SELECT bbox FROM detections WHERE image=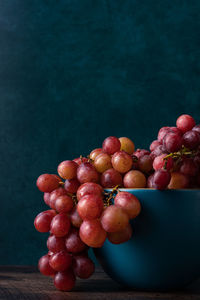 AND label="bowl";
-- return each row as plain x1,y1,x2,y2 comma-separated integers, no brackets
94,189,200,291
